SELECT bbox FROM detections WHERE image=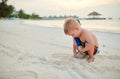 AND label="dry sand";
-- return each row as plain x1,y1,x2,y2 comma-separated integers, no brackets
0,20,120,79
